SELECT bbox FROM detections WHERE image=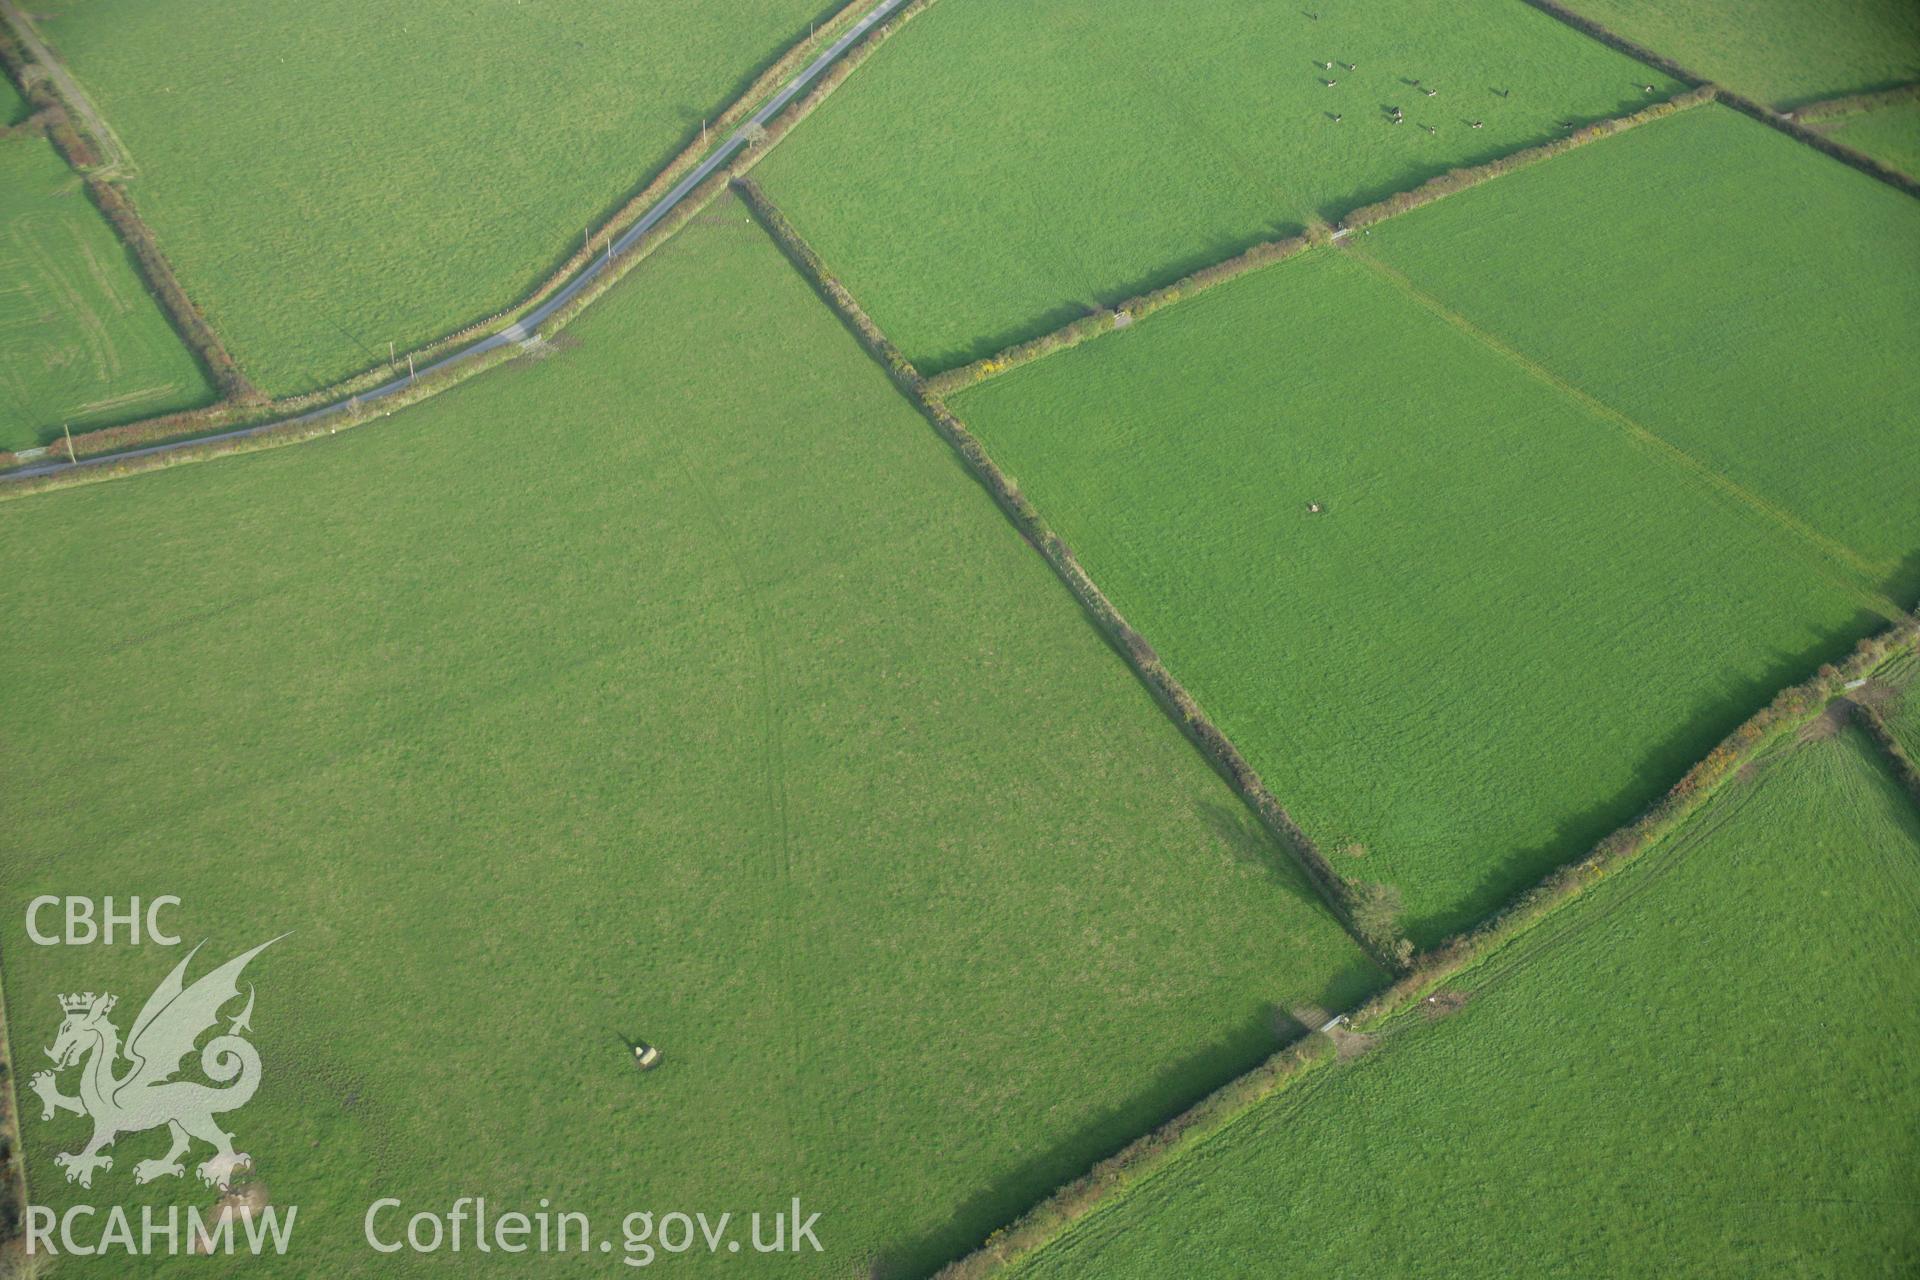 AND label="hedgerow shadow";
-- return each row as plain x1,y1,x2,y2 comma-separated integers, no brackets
863,1005,1295,1279
916,219,1306,375
1412,604,1896,944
